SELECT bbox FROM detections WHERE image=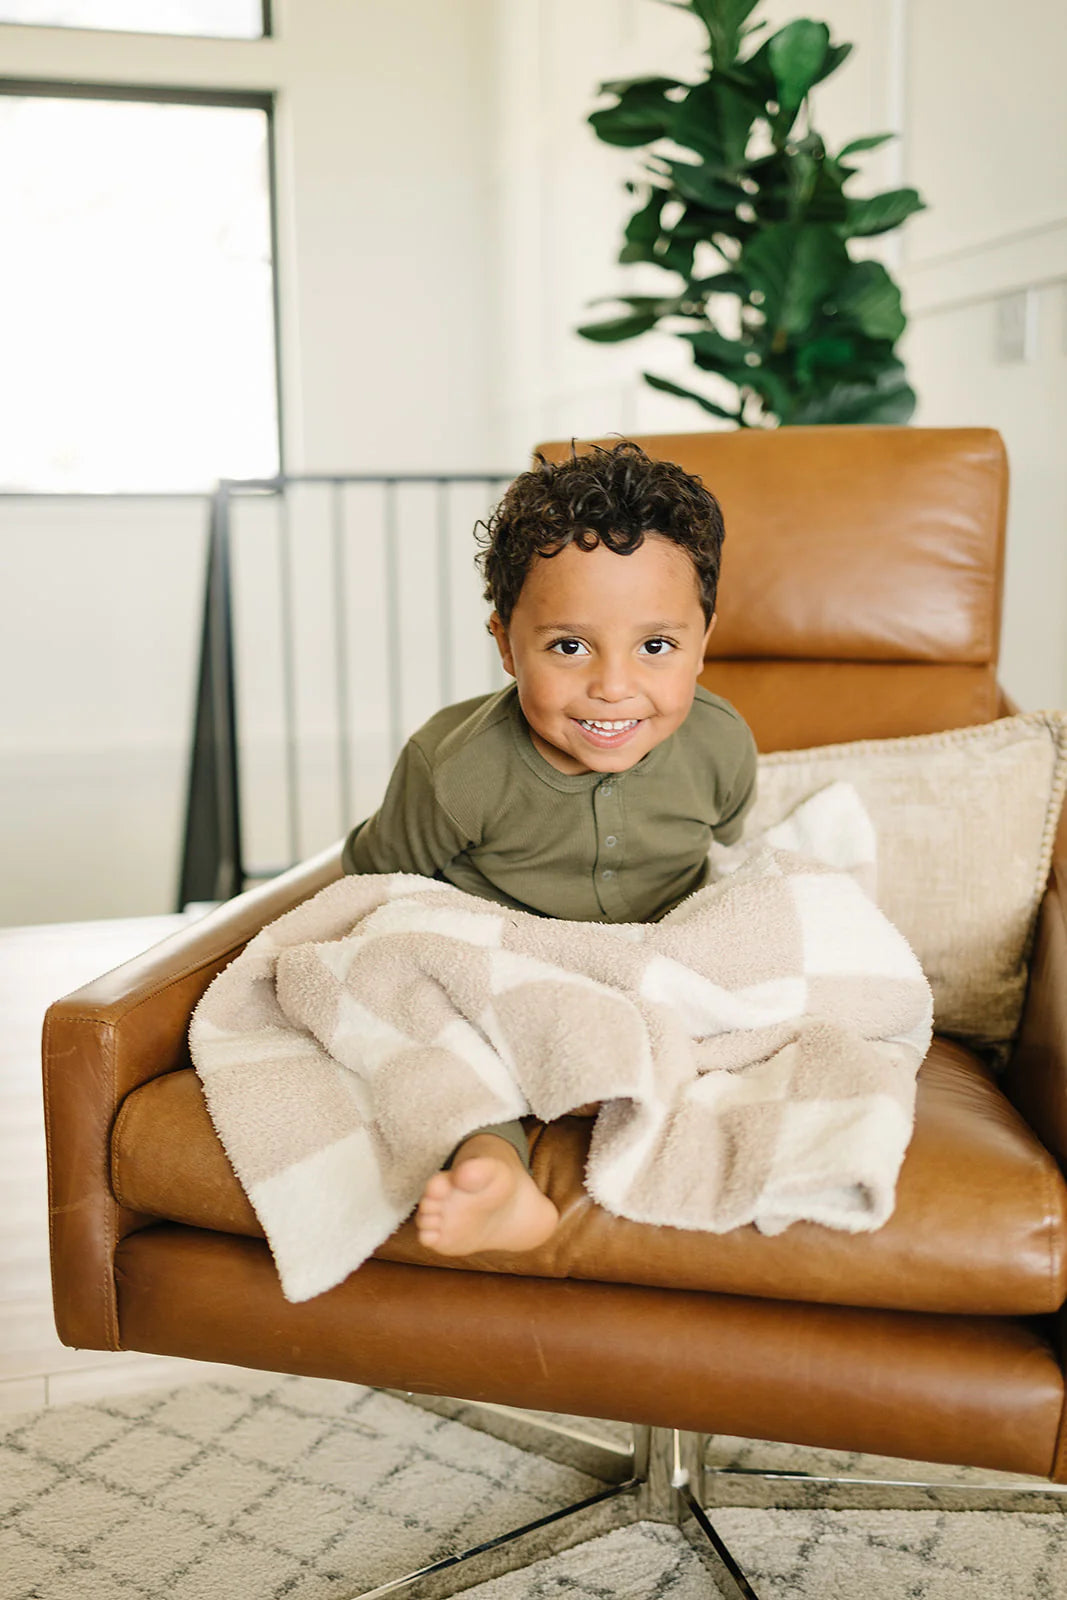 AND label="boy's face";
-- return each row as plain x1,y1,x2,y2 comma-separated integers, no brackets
489,534,716,776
